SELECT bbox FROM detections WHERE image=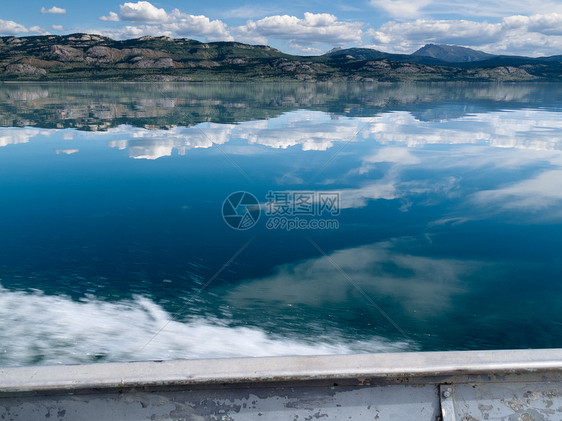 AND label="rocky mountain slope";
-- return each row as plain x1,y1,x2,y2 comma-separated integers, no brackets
0,34,560,81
